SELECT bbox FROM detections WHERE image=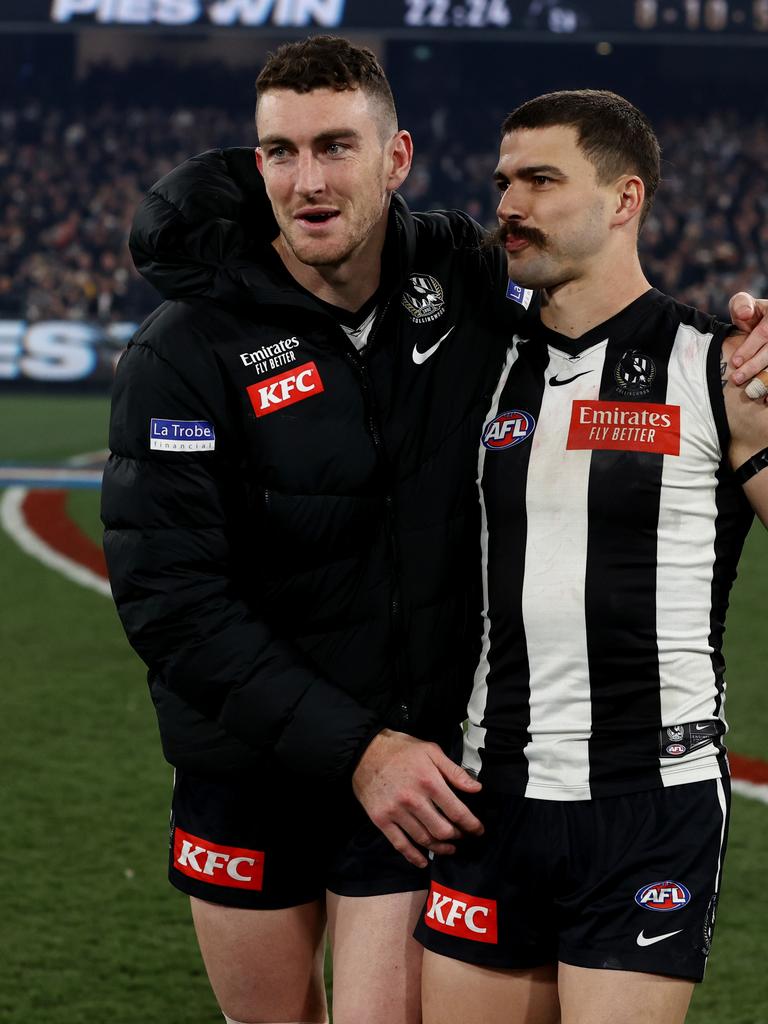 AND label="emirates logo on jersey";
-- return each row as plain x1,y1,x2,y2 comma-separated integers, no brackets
567,401,680,455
